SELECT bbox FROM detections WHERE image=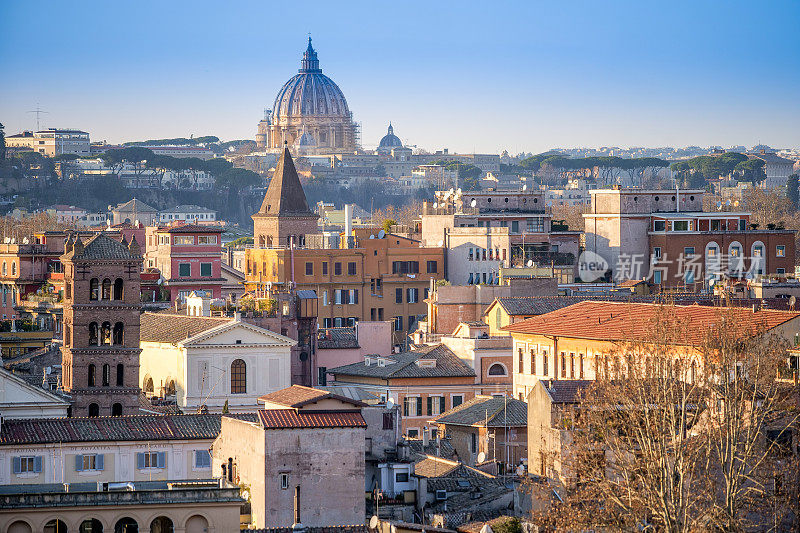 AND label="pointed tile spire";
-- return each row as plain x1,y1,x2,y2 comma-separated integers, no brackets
258,144,314,217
